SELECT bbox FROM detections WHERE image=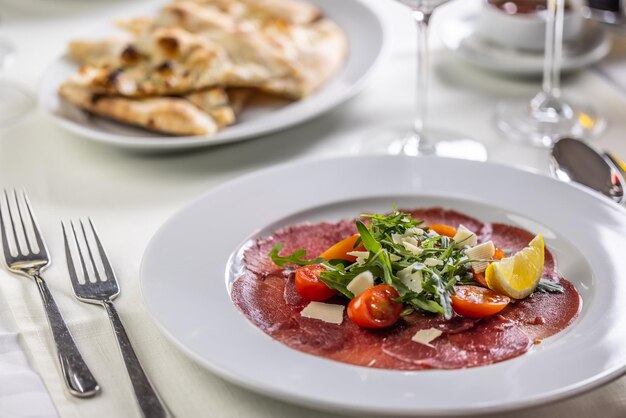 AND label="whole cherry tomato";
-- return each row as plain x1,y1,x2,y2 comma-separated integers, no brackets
347,284,403,329
451,285,510,318
294,264,336,301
